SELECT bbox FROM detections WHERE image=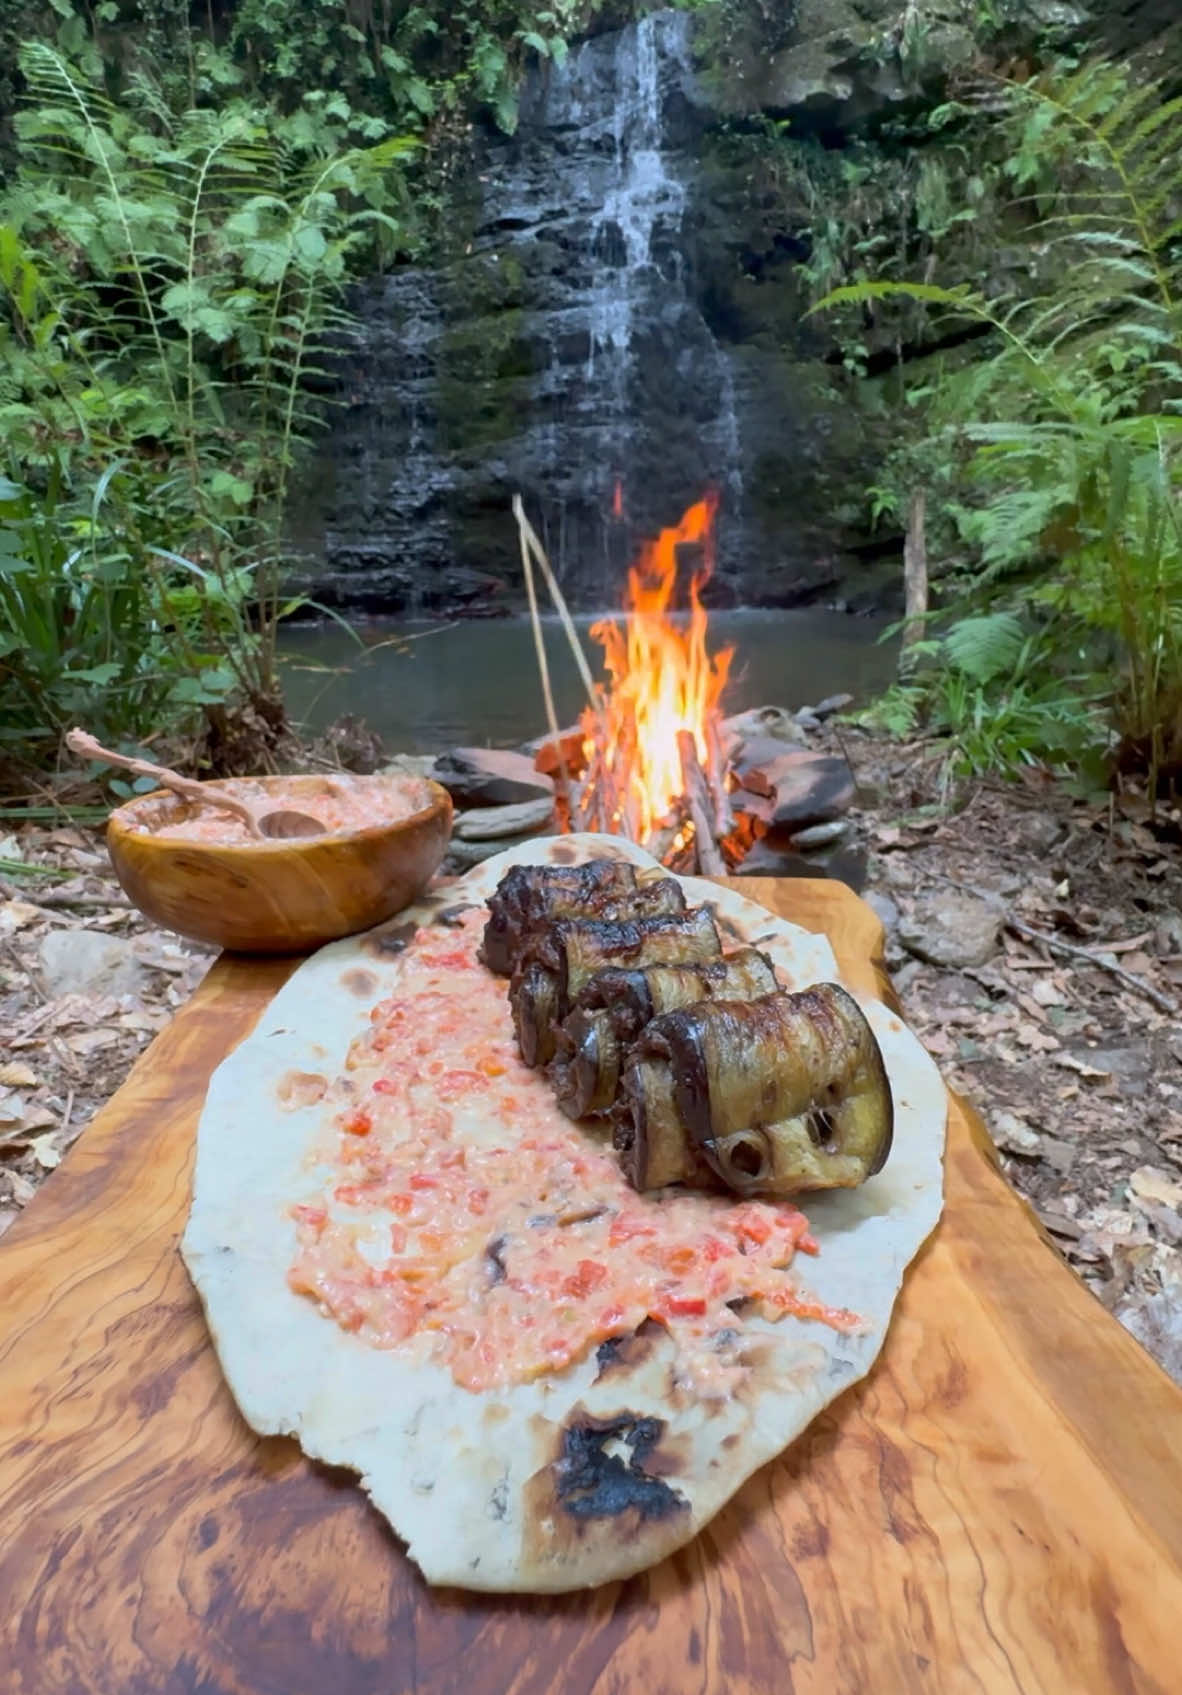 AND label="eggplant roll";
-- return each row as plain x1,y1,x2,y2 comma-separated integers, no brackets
550,948,778,1120
510,906,722,1068
616,984,894,1196
480,861,685,976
